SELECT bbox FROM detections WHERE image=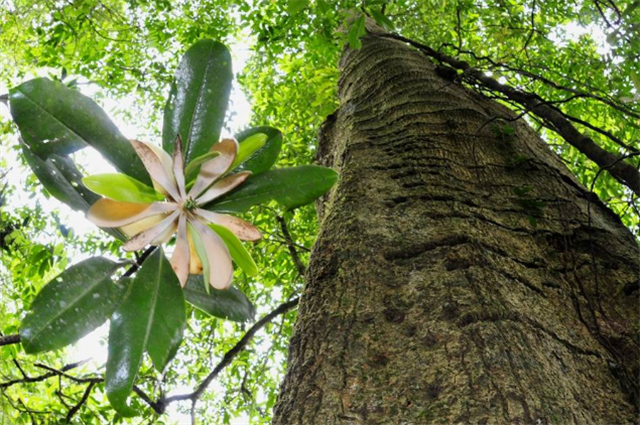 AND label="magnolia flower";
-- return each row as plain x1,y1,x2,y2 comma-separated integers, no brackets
85,137,261,290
